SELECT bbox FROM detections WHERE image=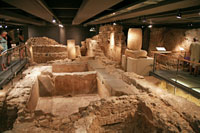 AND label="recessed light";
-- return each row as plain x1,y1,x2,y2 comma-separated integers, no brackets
52,19,56,23
112,13,116,15
59,24,63,28
148,24,152,28
176,11,182,19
